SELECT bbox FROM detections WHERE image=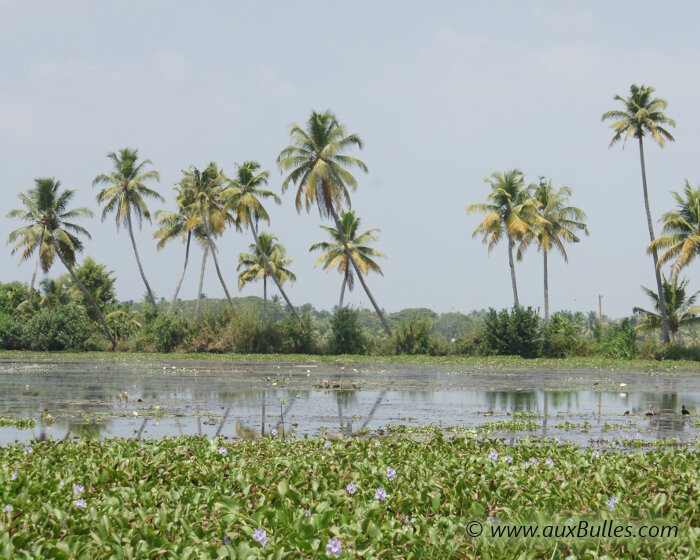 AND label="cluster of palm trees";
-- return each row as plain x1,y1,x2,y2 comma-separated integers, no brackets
469,84,700,341
7,111,392,350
